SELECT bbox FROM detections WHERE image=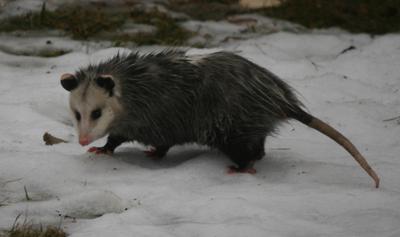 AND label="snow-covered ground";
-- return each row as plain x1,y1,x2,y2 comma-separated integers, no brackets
0,31,400,237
